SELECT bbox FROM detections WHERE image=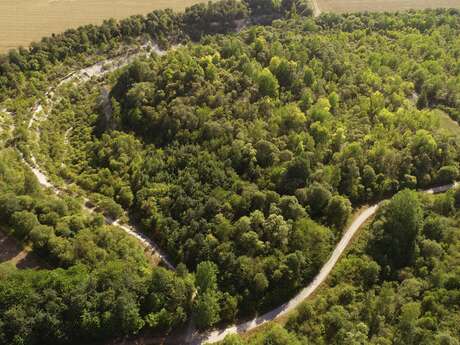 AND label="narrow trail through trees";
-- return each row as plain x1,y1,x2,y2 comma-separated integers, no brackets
23,42,175,270
12,33,460,345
